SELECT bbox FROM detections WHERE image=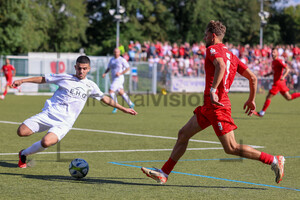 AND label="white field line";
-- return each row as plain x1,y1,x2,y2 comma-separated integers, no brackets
0,146,259,156
0,120,264,149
